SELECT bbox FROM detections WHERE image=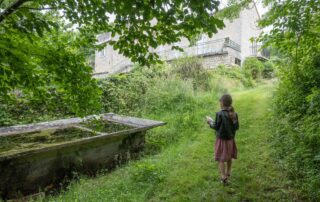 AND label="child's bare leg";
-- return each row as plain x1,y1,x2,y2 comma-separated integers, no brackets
227,159,232,176
218,161,226,179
